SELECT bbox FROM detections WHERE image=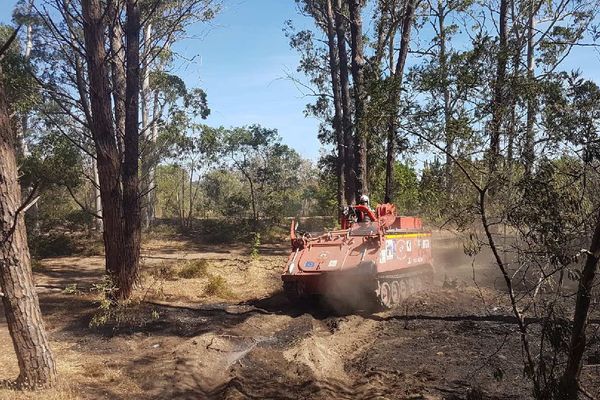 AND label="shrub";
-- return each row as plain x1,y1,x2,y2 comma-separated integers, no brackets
63,283,81,295
30,233,77,258
177,259,210,279
204,275,233,298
